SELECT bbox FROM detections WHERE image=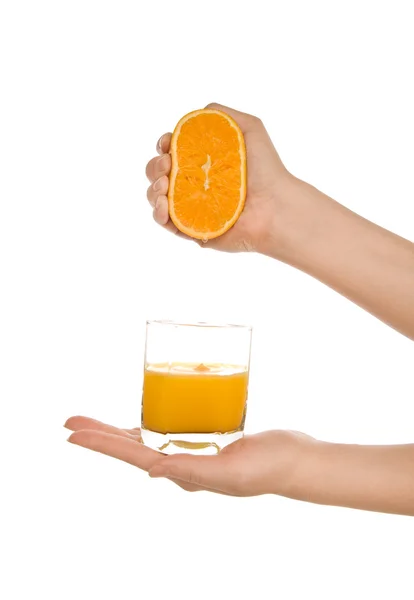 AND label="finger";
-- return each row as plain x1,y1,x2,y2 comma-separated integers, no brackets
150,194,202,243
153,195,169,225
145,153,171,183
64,416,140,440
148,454,234,493
68,430,163,471
155,213,196,243
147,175,169,208
168,478,233,495
156,133,172,155
168,478,205,492
124,427,142,436
63,428,220,493
205,102,260,133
